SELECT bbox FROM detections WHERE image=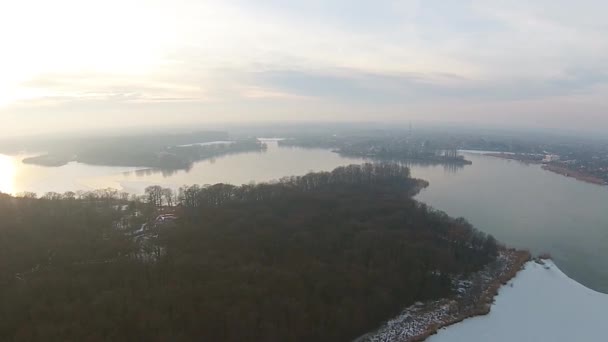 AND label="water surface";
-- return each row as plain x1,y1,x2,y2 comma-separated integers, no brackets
412,153,608,293
0,153,137,194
